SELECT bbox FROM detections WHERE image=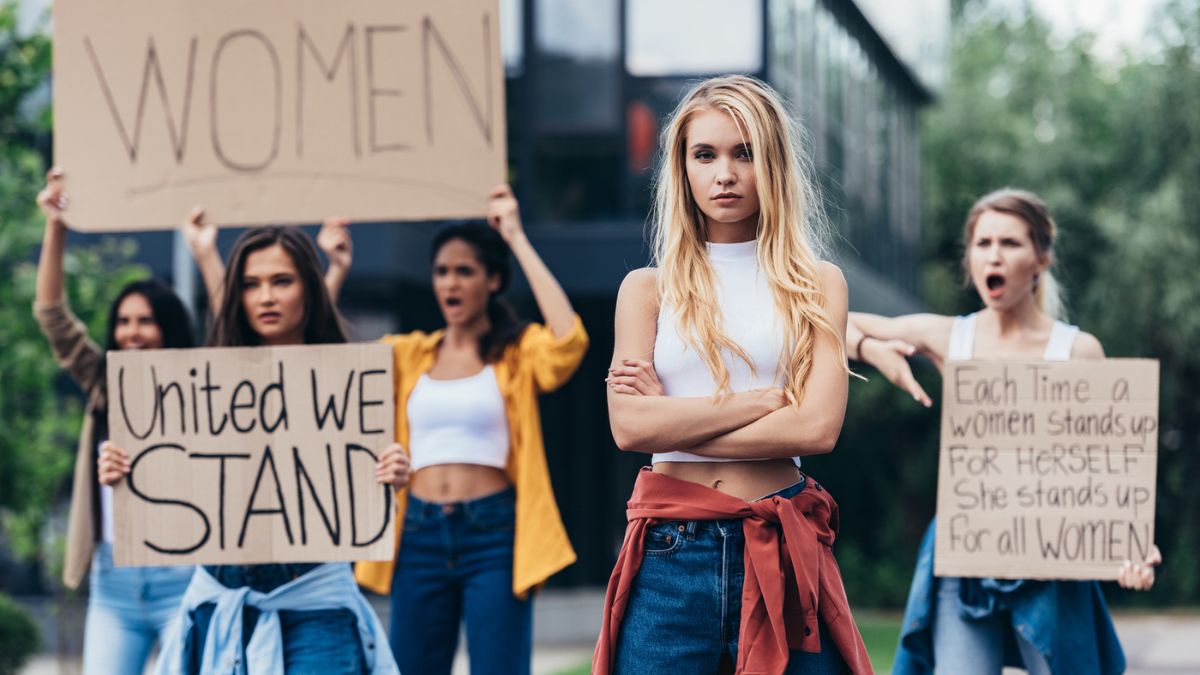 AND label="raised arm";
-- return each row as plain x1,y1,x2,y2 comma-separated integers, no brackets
317,216,352,302
35,168,68,307
606,267,787,454
181,206,225,316
685,263,850,459
486,184,575,338
33,168,103,391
